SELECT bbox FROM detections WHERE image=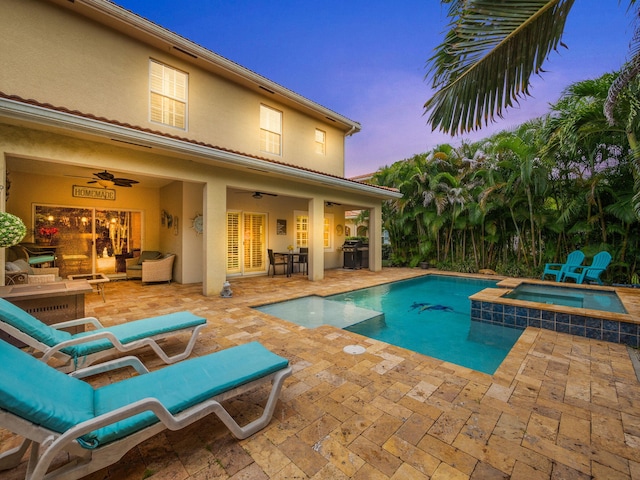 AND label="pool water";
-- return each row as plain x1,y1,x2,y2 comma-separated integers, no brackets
256,275,524,374
503,283,627,313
